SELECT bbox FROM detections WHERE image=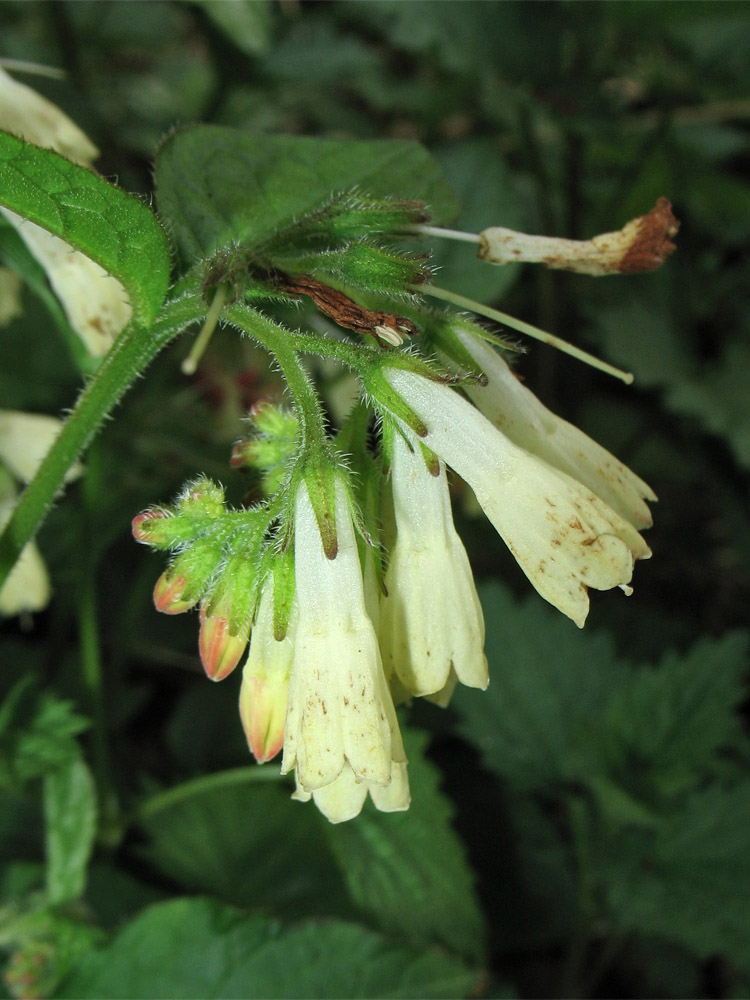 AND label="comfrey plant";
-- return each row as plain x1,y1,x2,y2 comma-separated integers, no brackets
129,187,675,824
0,77,677,823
